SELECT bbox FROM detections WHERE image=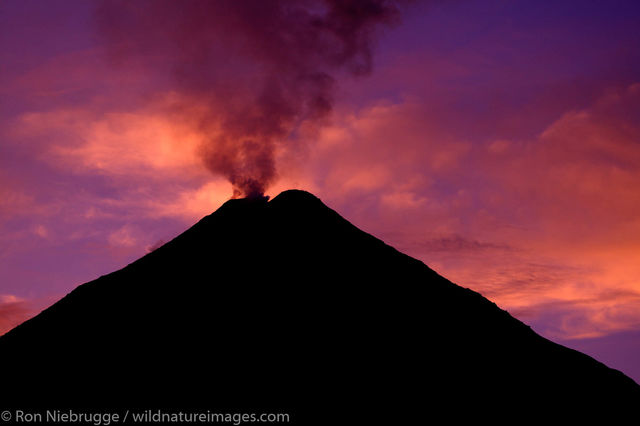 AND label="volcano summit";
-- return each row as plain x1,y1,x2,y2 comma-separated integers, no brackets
0,190,638,422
